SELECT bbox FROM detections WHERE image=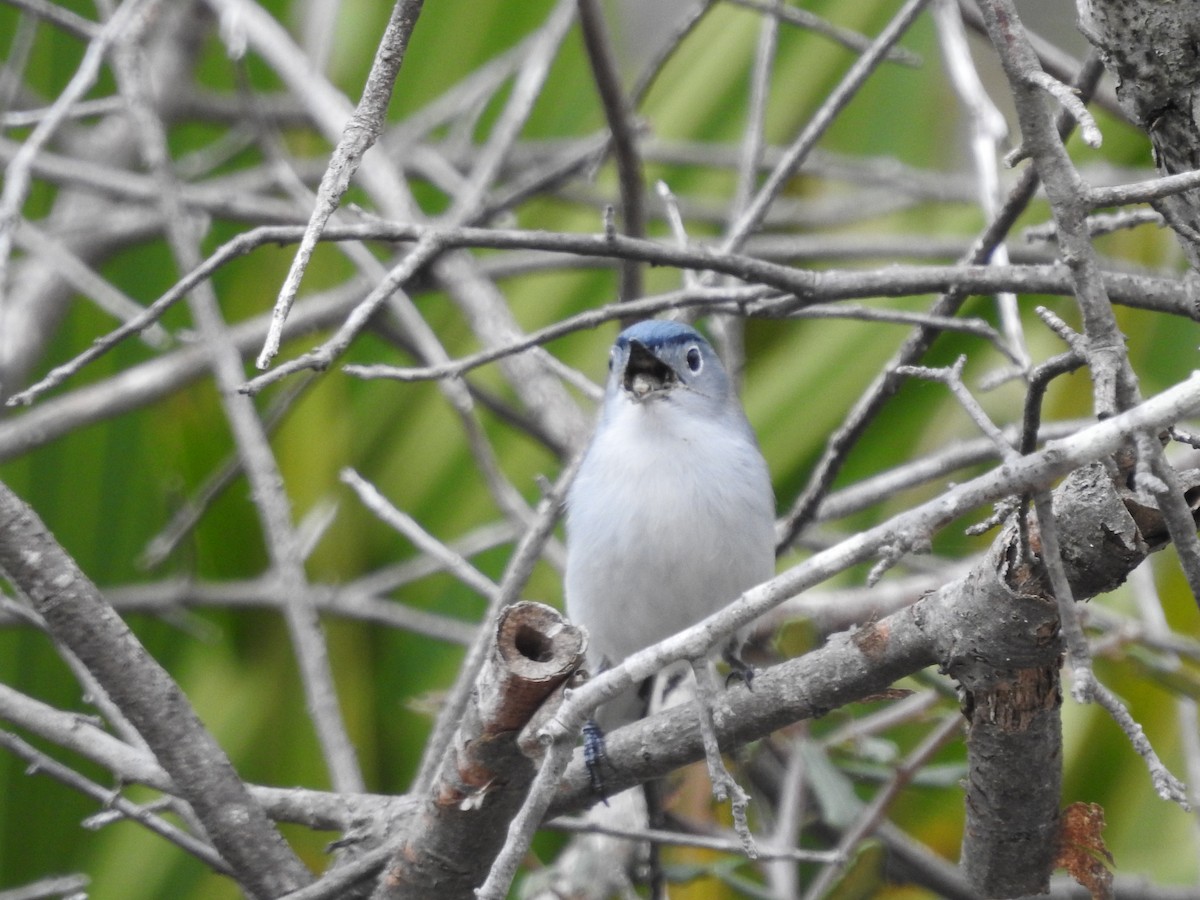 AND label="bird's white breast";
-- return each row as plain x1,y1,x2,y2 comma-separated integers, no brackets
565,395,775,667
